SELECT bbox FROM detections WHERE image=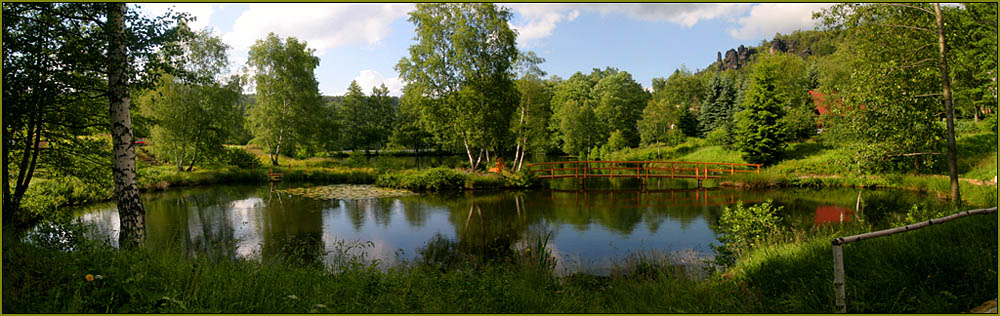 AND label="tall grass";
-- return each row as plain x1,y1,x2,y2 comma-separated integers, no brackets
733,212,997,313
